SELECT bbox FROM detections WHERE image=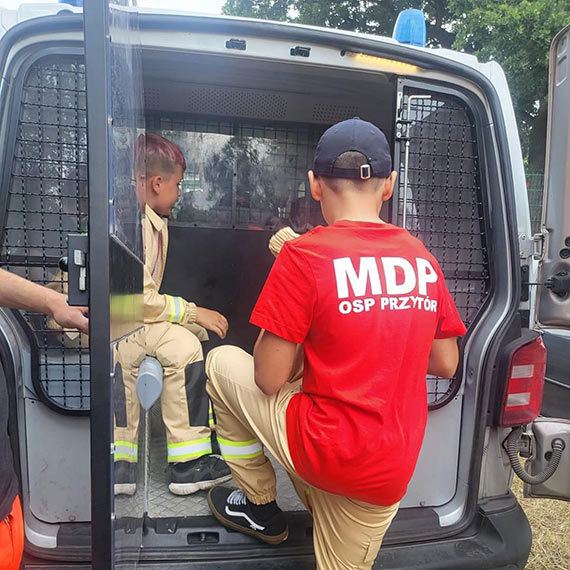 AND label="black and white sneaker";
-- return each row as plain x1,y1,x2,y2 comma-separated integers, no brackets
207,486,288,545
168,454,232,495
114,461,137,496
